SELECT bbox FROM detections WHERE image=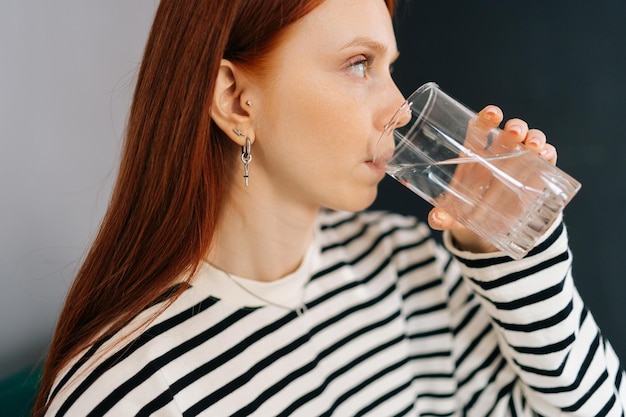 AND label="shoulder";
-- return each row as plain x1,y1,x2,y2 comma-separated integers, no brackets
45,287,209,416
317,209,438,262
319,209,429,239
